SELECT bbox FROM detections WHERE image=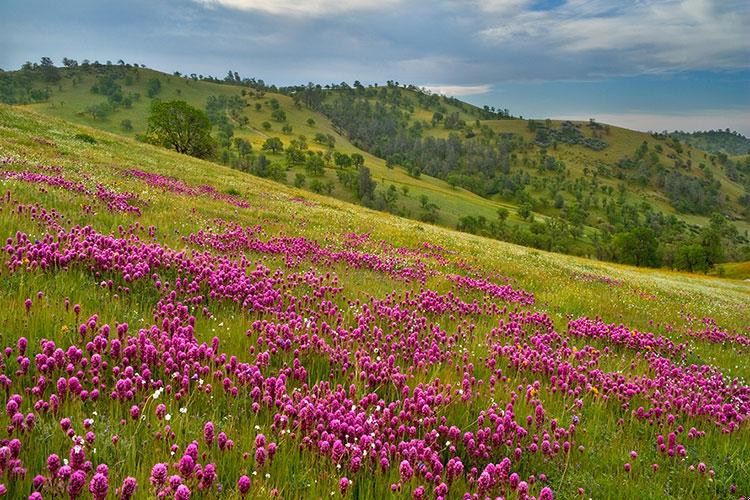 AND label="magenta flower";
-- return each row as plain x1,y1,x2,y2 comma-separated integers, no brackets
179,455,195,478
237,475,251,497
399,460,413,482
339,477,350,495
119,477,137,500
175,484,191,500
150,463,167,486
67,470,86,498
204,421,215,446
89,472,109,500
